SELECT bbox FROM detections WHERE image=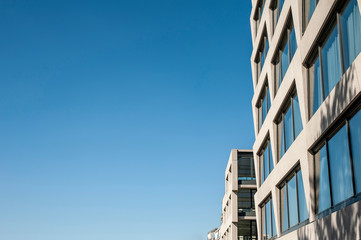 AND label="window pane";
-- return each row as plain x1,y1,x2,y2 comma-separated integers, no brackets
262,96,267,124
264,147,269,180
308,0,317,22
281,41,290,81
266,201,272,238
284,106,293,151
312,57,323,114
271,199,277,237
280,121,285,158
288,175,298,227
290,27,297,60
262,205,266,239
322,25,342,97
318,145,331,213
269,144,274,172
267,88,271,112
297,171,309,222
261,154,265,183
328,125,353,205
293,96,303,139
281,186,289,231
341,0,361,71
277,0,285,20
350,110,361,194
